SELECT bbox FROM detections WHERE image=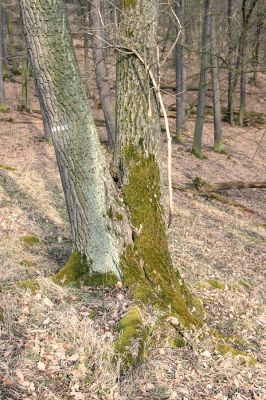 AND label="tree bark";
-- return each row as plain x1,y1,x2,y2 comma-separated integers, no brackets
89,0,116,149
227,0,234,125
210,9,223,151
19,0,130,279
175,0,186,140
114,0,200,329
0,2,6,108
192,0,211,158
